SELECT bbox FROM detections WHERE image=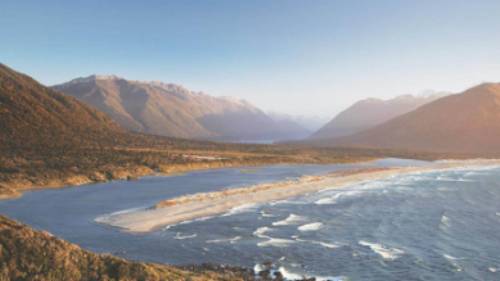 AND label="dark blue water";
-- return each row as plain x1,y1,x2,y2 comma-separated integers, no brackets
1,159,499,280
